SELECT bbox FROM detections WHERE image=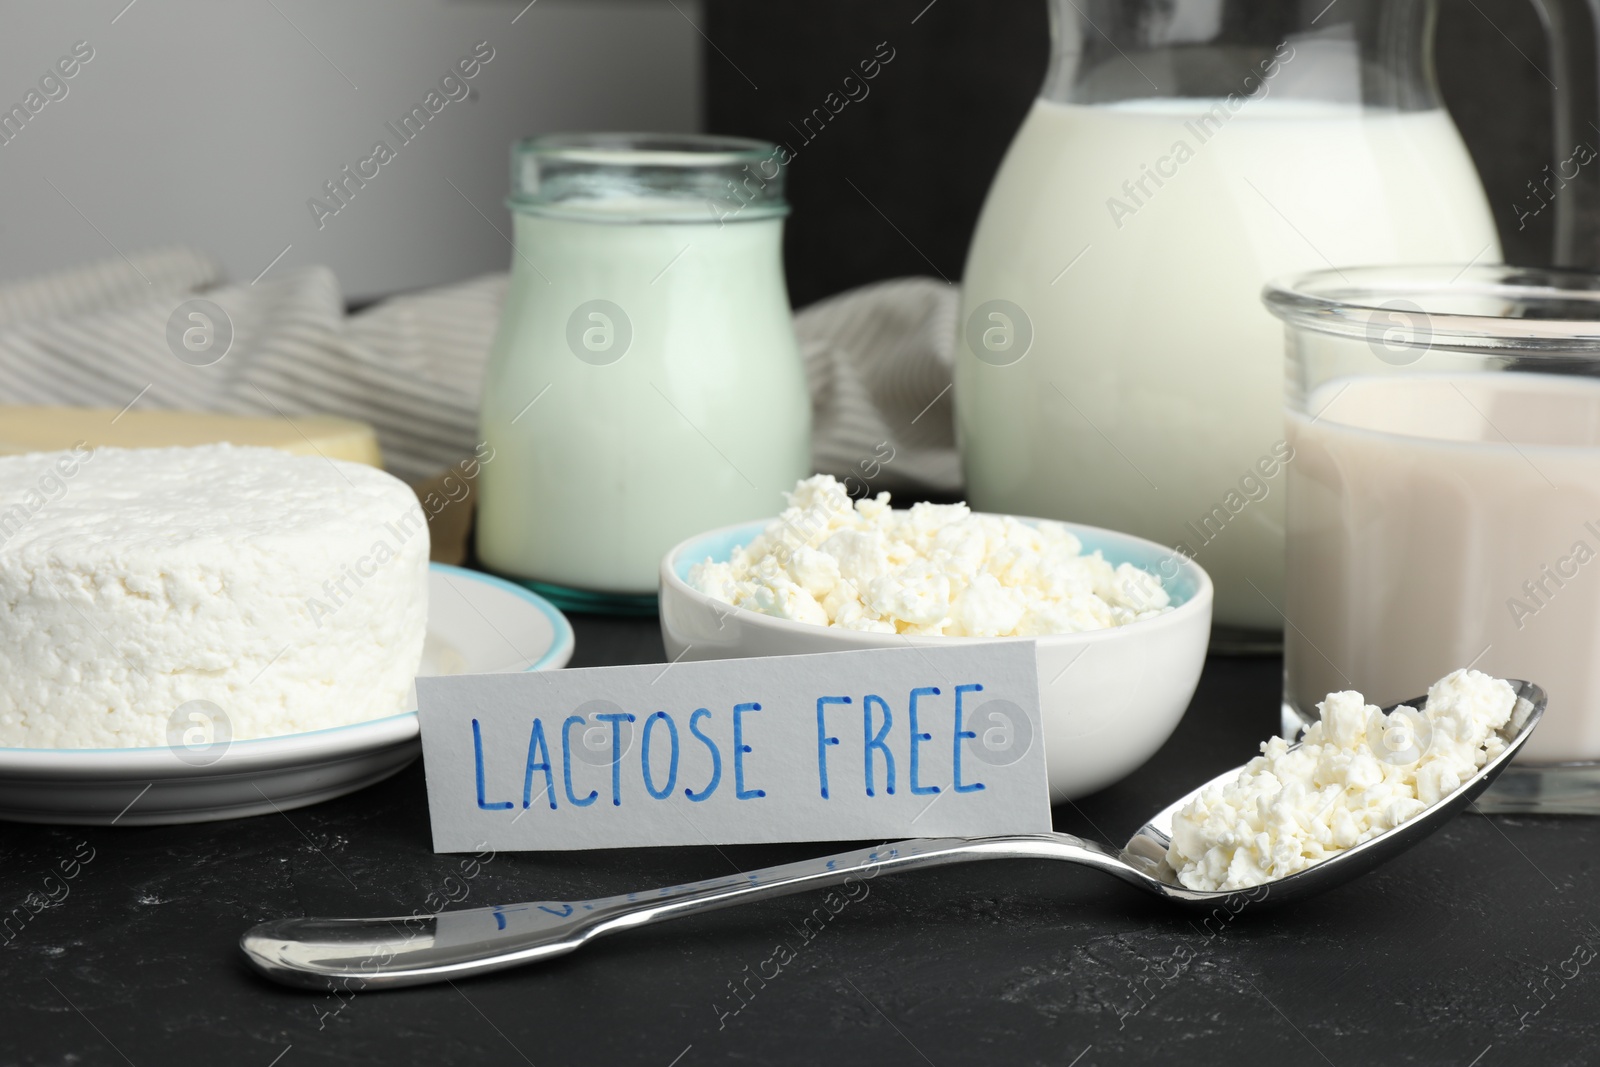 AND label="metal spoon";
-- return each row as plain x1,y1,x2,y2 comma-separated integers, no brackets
241,681,1544,991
